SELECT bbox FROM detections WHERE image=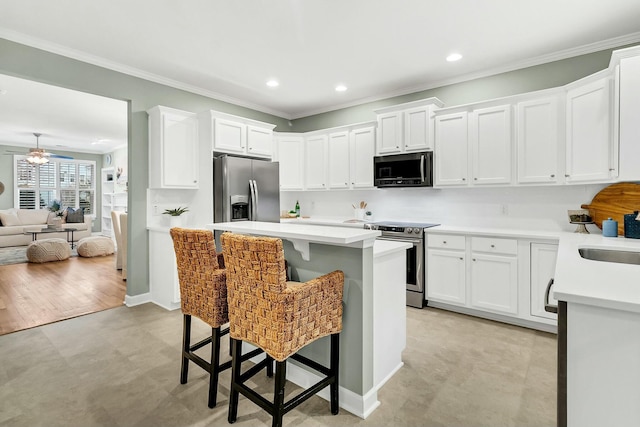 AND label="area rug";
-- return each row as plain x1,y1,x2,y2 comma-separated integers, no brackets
0,246,78,266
